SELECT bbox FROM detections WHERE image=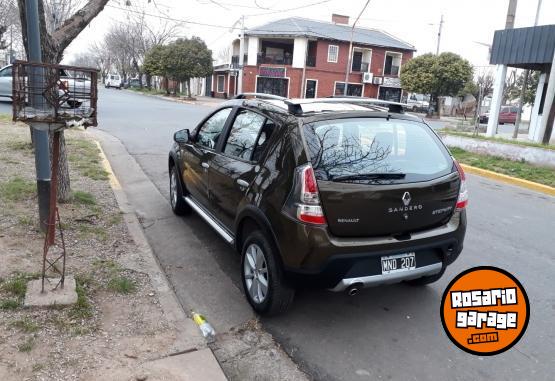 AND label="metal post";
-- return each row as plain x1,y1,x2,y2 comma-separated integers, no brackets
344,0,371,96
436,14,444,55
25,0,51,233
